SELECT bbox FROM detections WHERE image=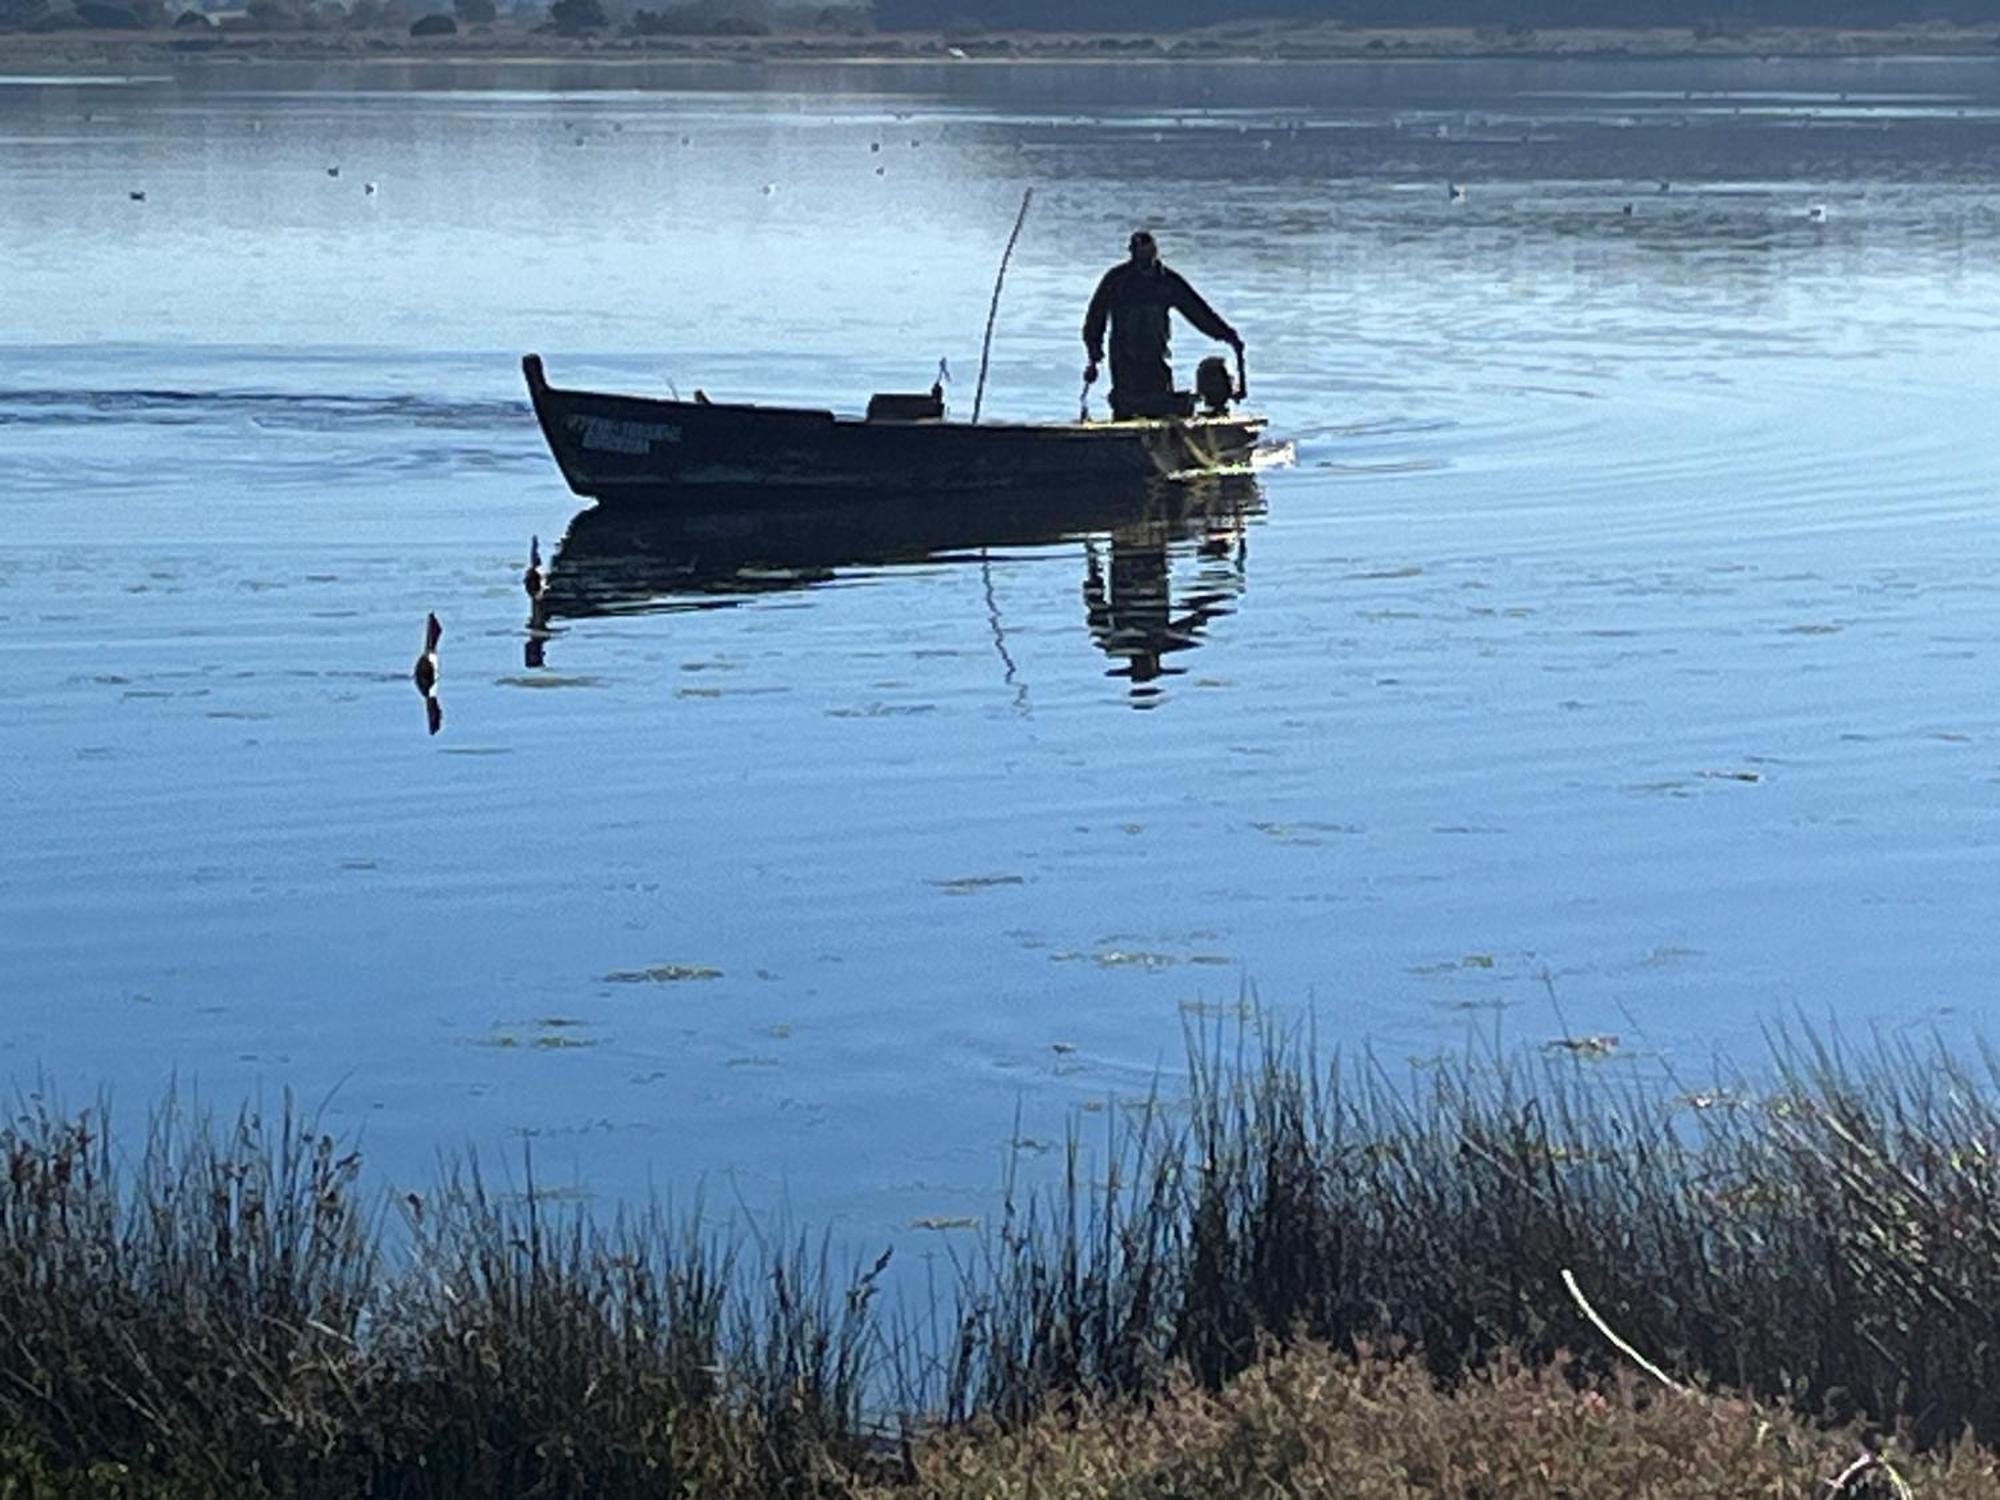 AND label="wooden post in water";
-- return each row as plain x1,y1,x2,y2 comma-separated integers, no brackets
971,188,1033,426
